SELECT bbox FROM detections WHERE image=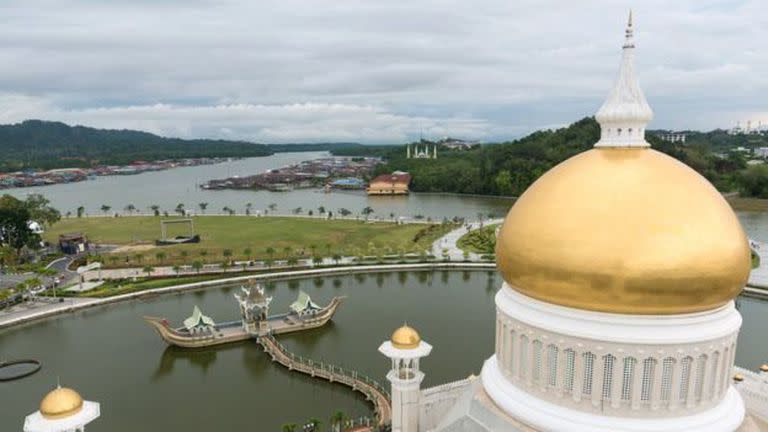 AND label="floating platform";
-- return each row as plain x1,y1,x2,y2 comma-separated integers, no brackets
143,296,344,349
